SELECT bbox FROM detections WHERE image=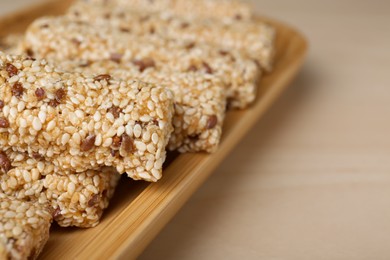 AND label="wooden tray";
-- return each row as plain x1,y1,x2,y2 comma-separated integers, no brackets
0,1,308,259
